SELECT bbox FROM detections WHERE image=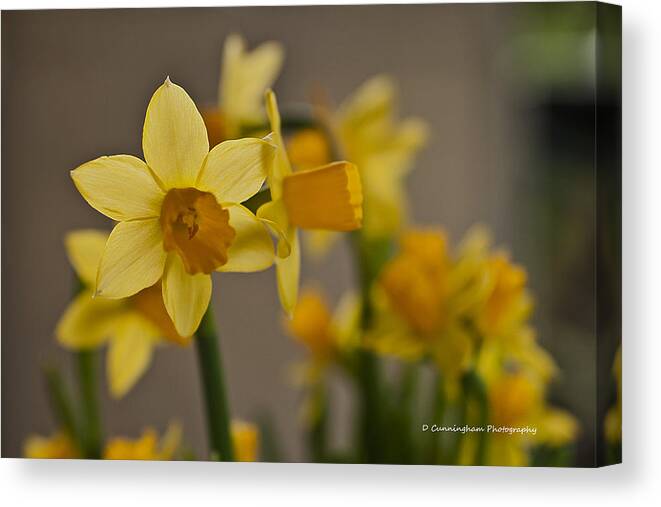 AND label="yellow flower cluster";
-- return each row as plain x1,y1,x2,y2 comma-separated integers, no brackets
24,420,259,462
25,31,583,466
